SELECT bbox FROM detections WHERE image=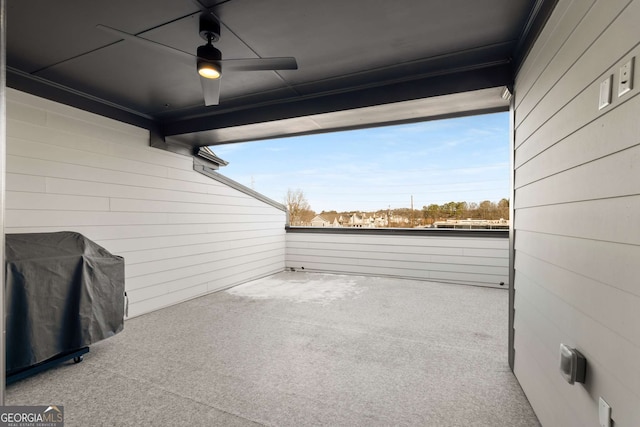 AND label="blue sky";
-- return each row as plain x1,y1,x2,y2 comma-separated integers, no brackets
213,112,510,213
